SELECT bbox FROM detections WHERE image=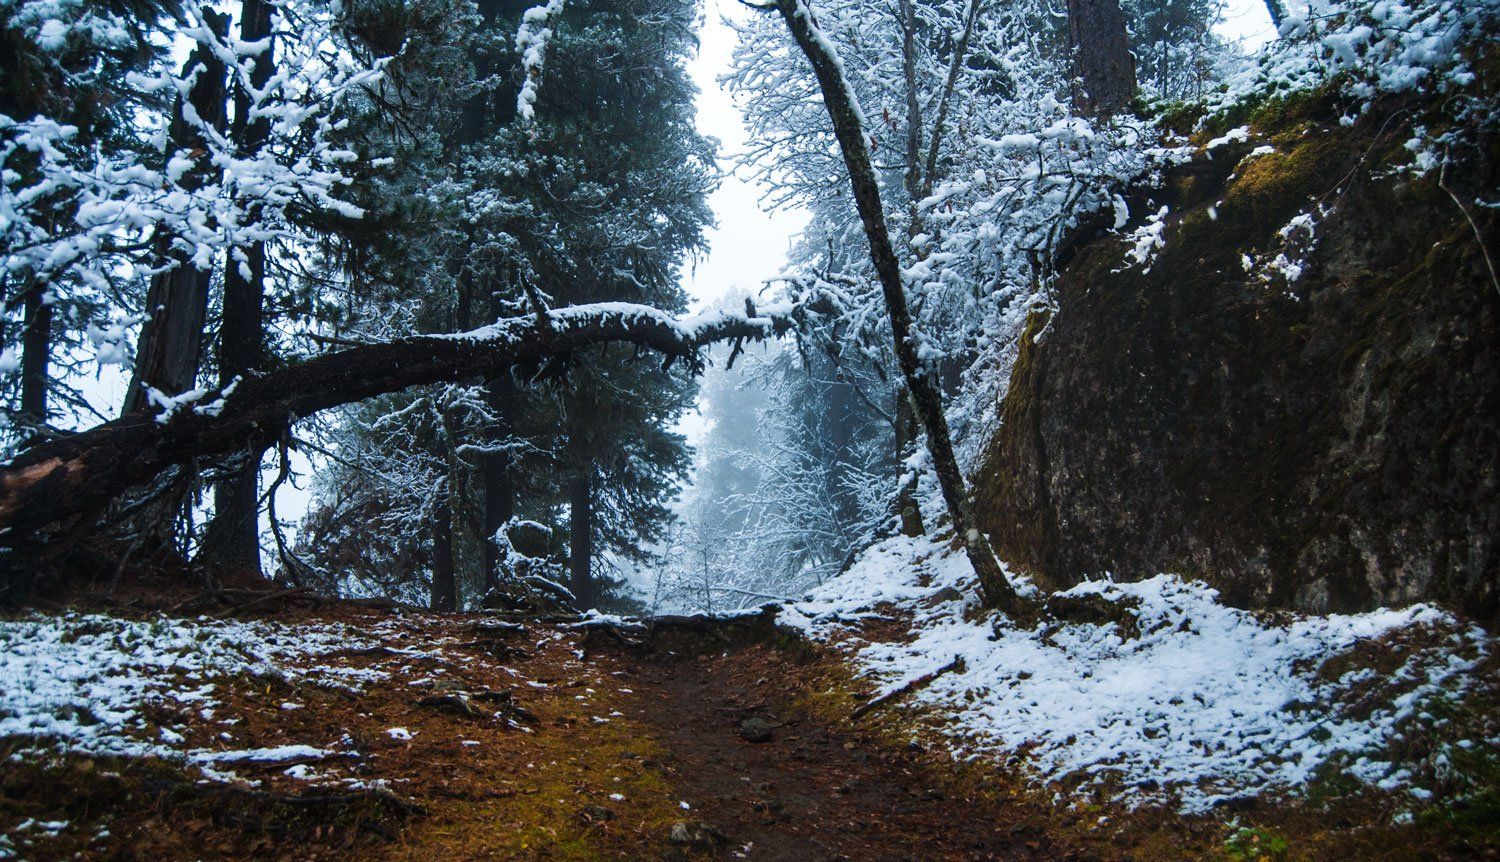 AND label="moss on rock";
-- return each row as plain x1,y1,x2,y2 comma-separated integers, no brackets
975,86,1500,620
